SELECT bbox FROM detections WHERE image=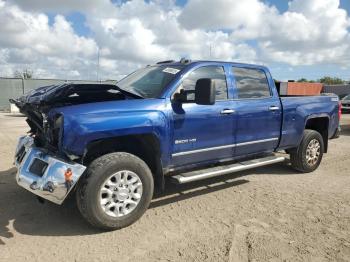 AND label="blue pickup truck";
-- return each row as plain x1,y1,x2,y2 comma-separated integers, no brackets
12,59,341,230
